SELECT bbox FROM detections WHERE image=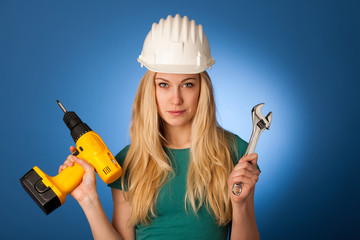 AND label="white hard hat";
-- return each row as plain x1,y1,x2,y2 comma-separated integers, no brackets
137,14,215,74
